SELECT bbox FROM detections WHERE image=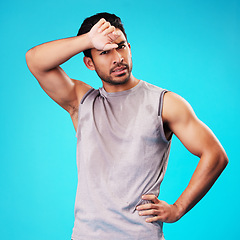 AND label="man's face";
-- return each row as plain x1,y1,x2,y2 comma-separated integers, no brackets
90,30,133,86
